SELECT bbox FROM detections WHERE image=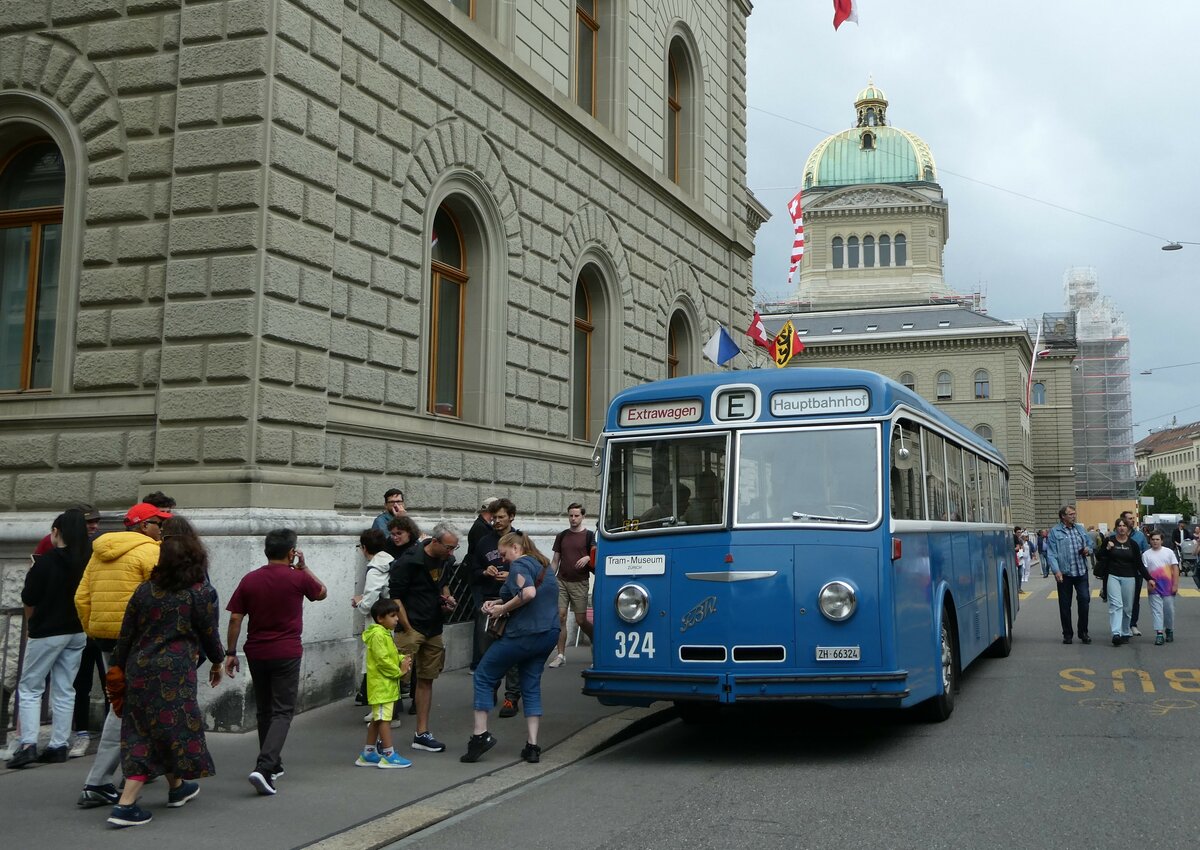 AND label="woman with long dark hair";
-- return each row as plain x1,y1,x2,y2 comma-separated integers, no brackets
1098,518,1152,646
106,516,224,828
6,509,92,769
461,531,559,765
